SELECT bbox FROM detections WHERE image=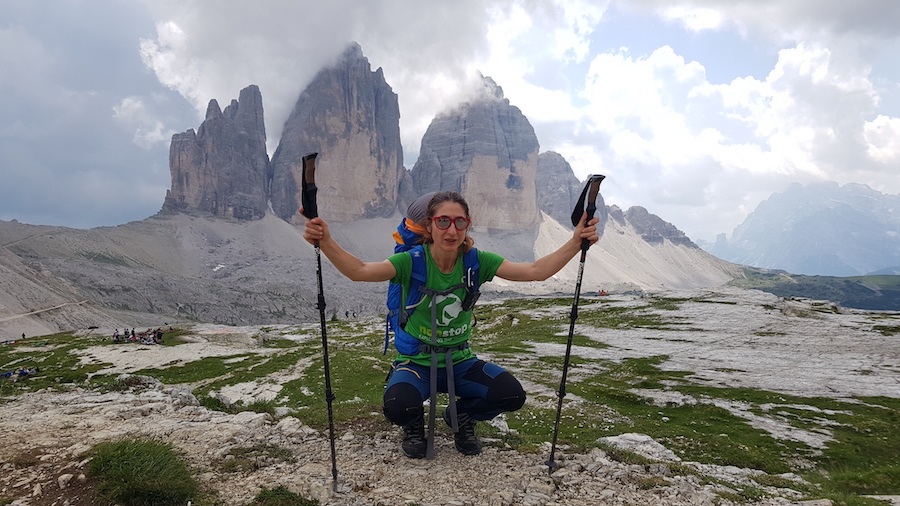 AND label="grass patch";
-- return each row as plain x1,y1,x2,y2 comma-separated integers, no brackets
733,269,900,311
249,486,319,506
215,444,296,473
0,331,112,396
262,338,302,348
280,328,389,431
159,326,193,346
82,252,130,266
576,304,688,330
88,438,197,505
198,395,281,417
873,325,900,336
137,353,265,384
562,362,795,473
98,373,161,393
